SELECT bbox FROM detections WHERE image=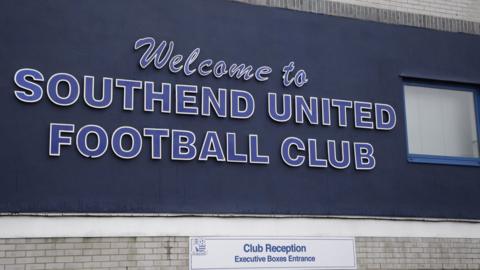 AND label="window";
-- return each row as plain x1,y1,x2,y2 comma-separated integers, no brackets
403,80,480,166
